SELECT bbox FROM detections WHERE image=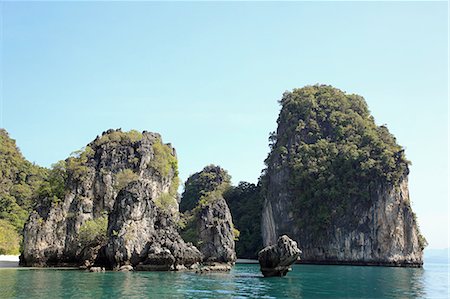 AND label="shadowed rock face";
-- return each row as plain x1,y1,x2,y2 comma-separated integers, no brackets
197,194,236,263
258,235,301,277
106,181,202,270
20,129,197,270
